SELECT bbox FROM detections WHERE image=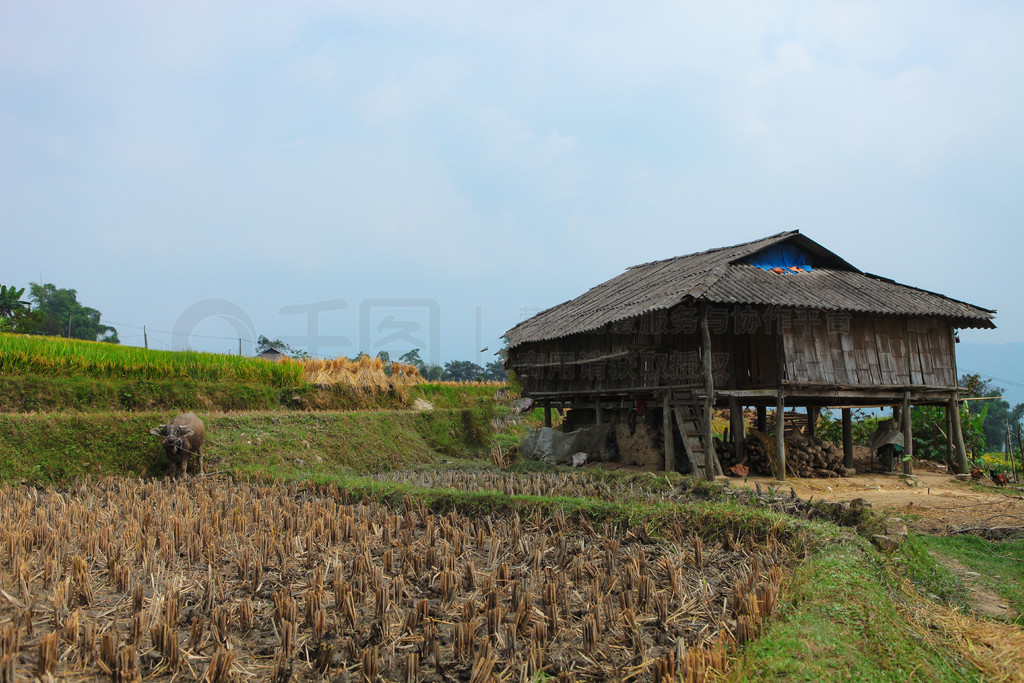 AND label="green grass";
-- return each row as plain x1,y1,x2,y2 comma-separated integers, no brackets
0,374,287,413
0,332,304,386
729,542,982,682
891,533,973,612
0,409,493,482
914,534,1024,623
254,468,810,546
409,383,502,409
0,374,482,414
